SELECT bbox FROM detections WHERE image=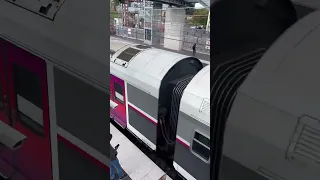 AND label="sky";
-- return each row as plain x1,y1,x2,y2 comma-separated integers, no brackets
195,3,204,9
